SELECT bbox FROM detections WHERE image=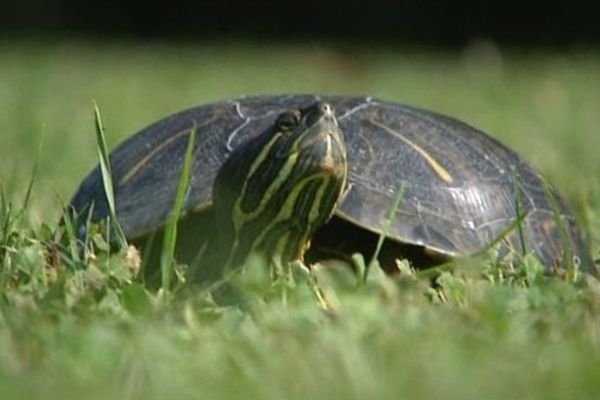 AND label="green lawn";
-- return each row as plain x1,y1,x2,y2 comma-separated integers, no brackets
1,39,600,399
